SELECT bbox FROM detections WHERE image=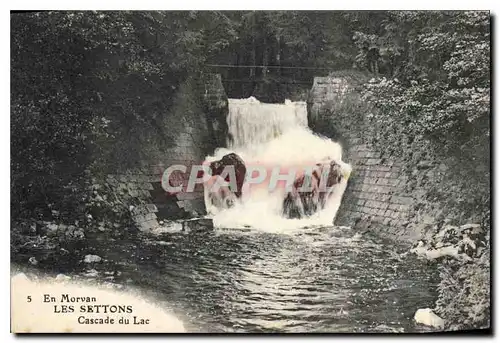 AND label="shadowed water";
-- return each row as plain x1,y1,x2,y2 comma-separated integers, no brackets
17,225,439,333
